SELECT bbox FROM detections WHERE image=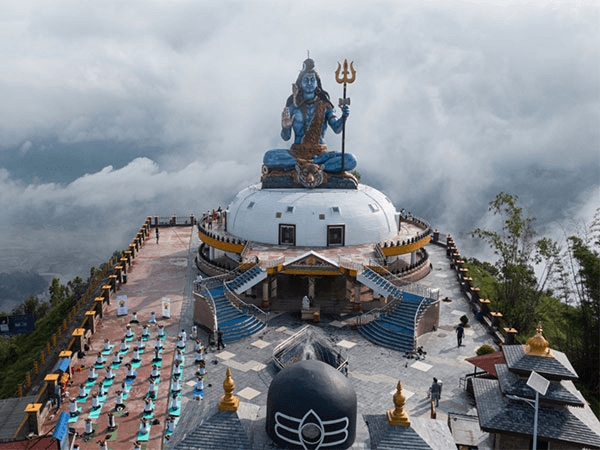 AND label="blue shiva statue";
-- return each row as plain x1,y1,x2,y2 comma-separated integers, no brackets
261,58,358,189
